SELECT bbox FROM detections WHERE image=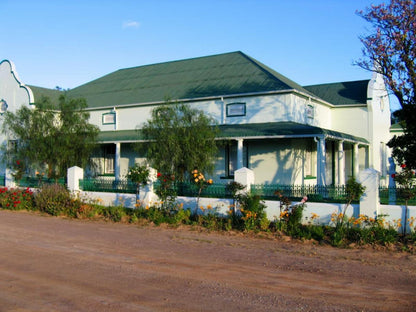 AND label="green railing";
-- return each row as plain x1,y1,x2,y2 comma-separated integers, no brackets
78,178,351,202
80,178,137,193
379,186,416,205
18,176,66,188
251,184,349,202
175,182,232,198
0,175,5,187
